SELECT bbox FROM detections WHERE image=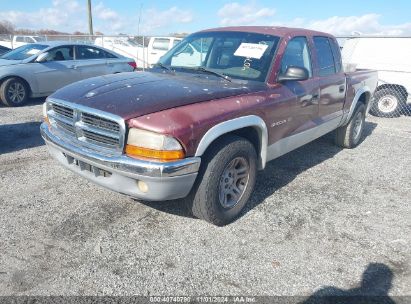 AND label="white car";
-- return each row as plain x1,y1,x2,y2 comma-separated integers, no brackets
342,37,411,117
0,41,136,106
0,35,46,49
